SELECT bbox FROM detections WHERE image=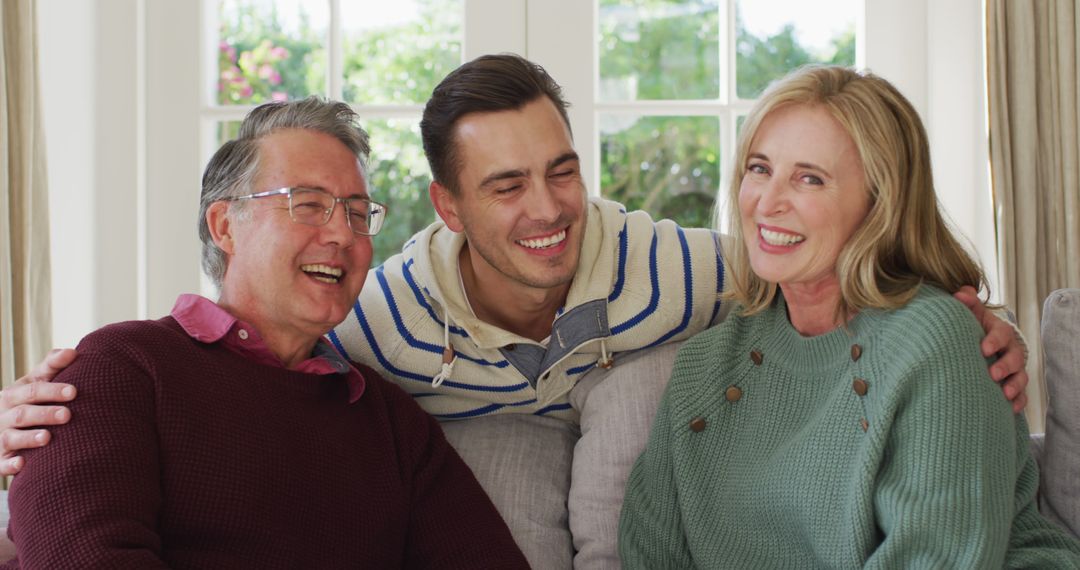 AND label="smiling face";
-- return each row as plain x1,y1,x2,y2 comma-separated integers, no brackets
738,104,871,295
432,96,588,295
210,128,373,341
